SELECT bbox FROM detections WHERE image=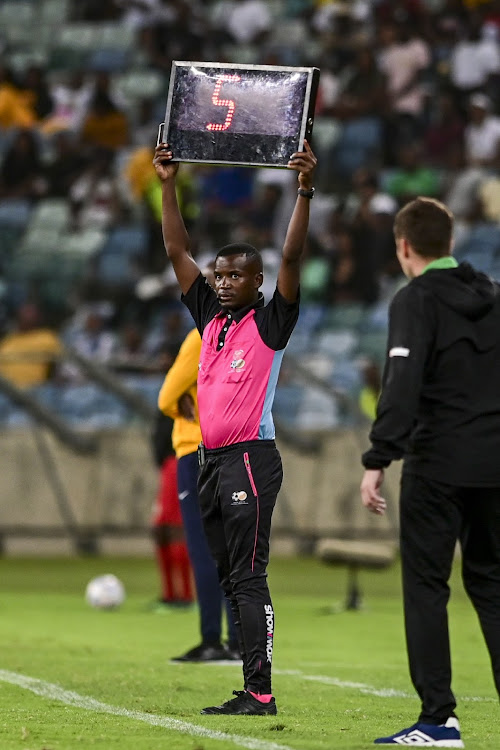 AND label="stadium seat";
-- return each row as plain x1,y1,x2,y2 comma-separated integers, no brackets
0,1,36,25
100,225,147,257
87,49,130,73
329,359,363,398
99,23,135,50
56,383,129,427
324,304,365,331
95,252,135,286
273,383,304,426
115,69,164,103
20,228,62,254
39,0,70,23
294,388,340,431
332,117,383,179
0,199,32,229
315,330,358,358
60,230,107,257
56,24,101,51
356,331,388,366
0,228,23,261
123,374,164,405
29,200,70,232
